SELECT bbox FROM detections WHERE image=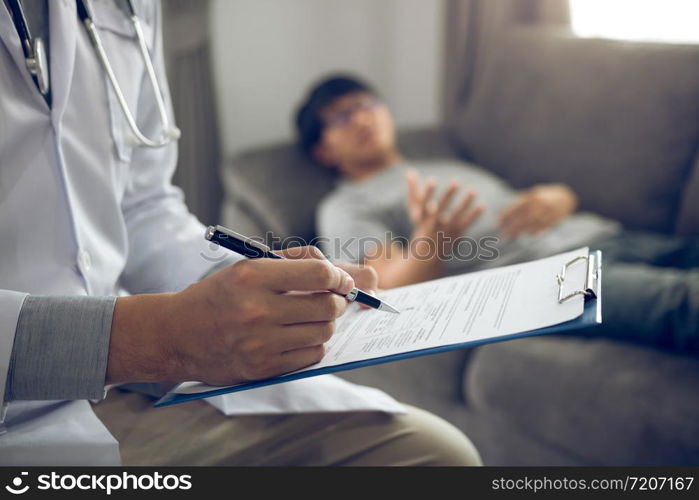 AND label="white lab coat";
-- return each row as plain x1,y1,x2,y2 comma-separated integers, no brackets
0,0,223,465
0,0,403,465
